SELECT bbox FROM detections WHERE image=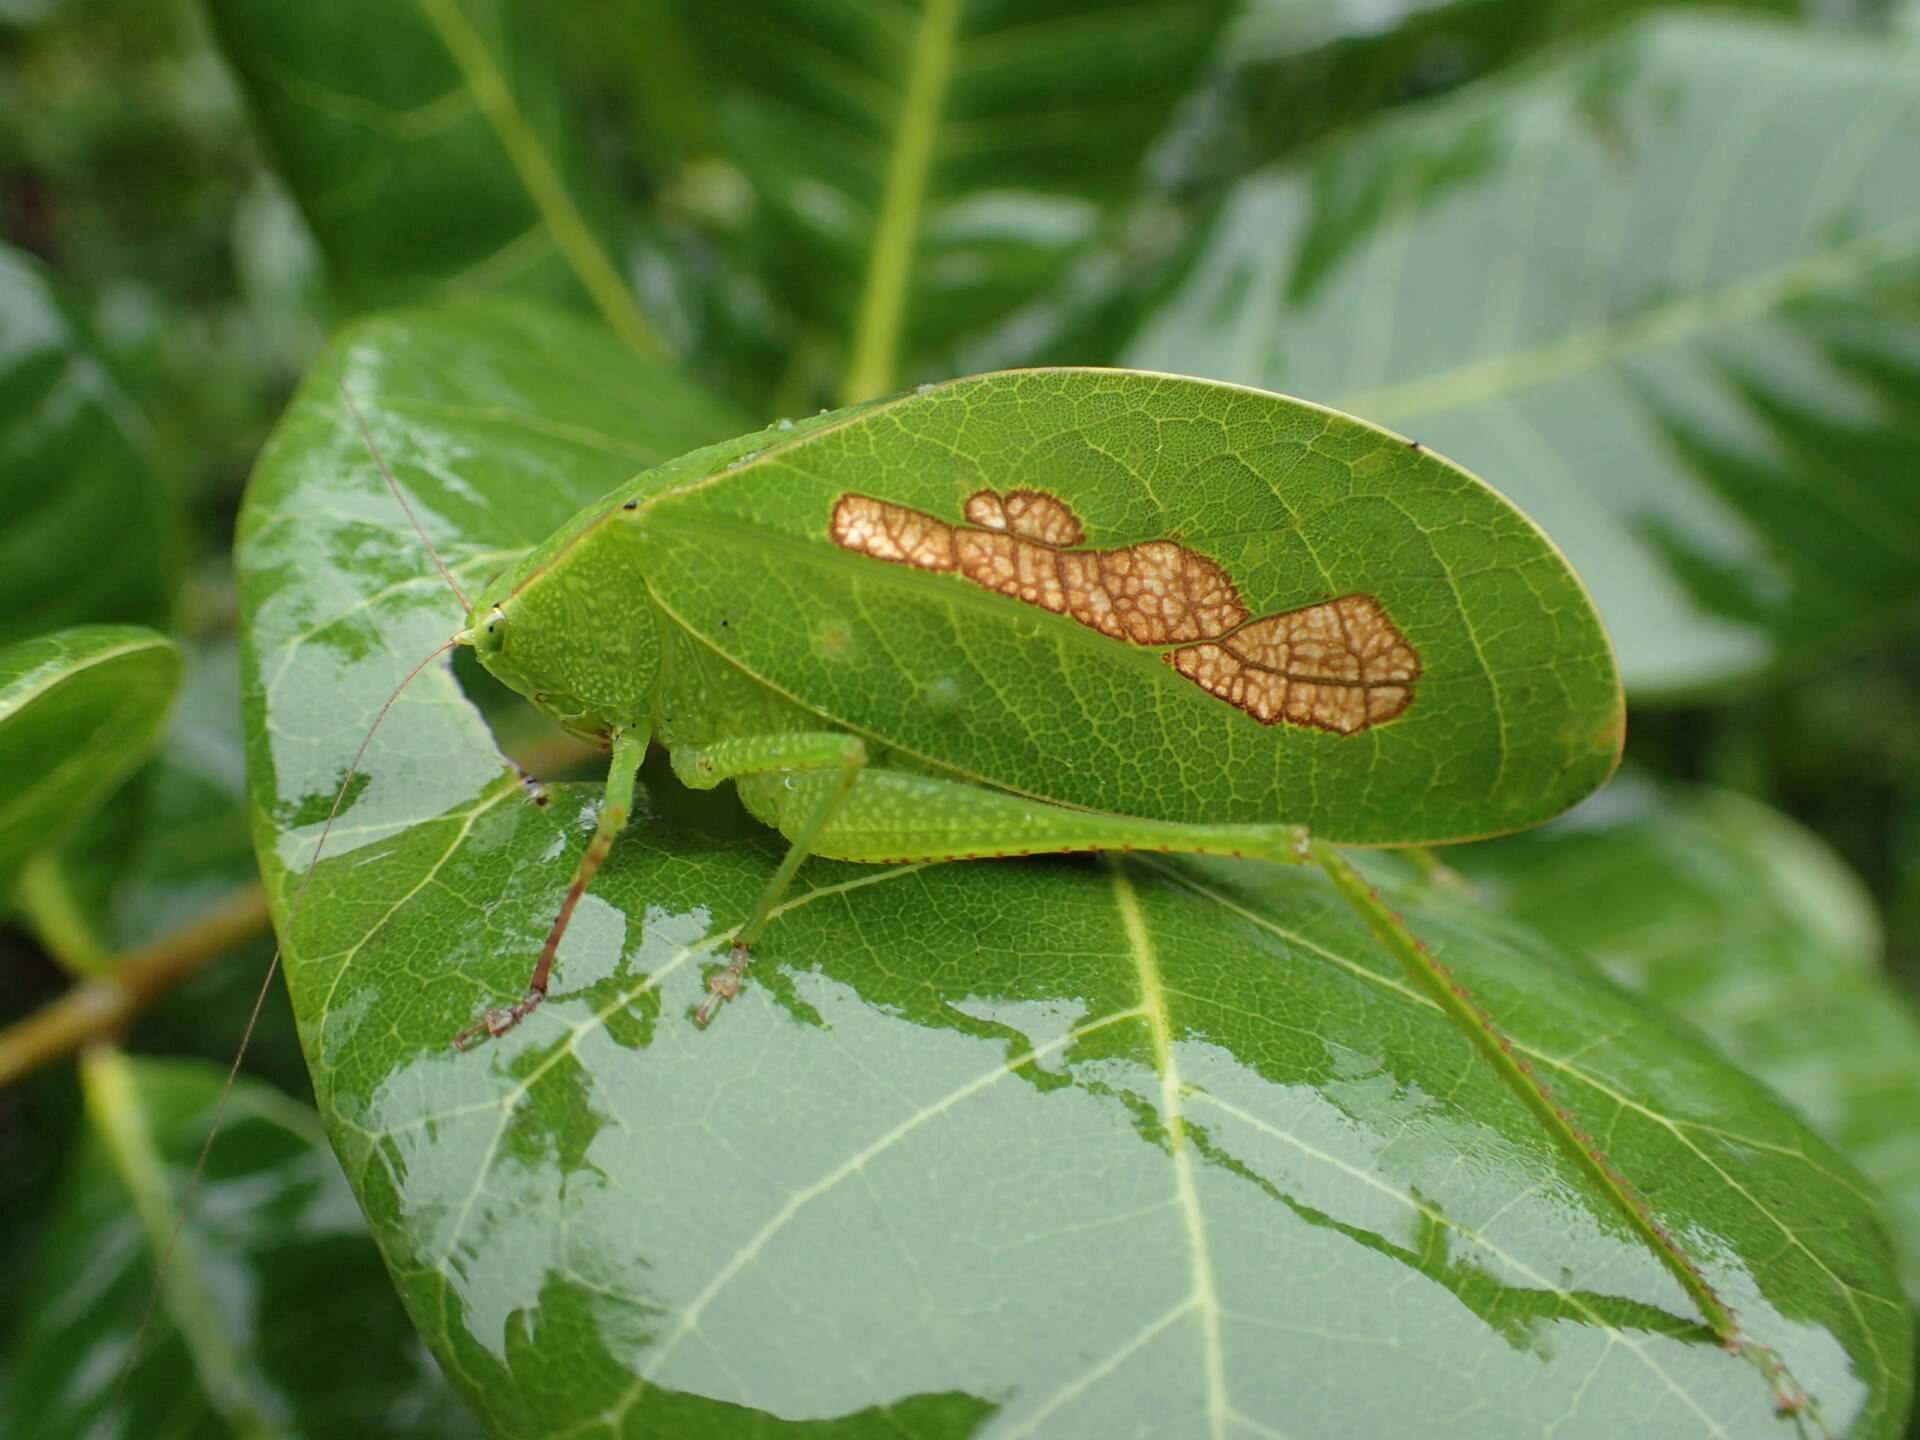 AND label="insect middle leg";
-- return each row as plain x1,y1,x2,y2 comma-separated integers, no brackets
666,745,1322,1021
